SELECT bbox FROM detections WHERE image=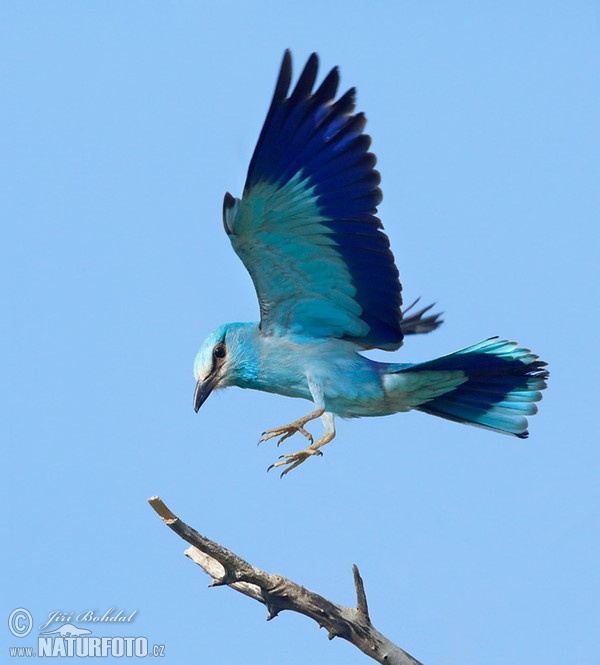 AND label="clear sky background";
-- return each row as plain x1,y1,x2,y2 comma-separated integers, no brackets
3,3,599,664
